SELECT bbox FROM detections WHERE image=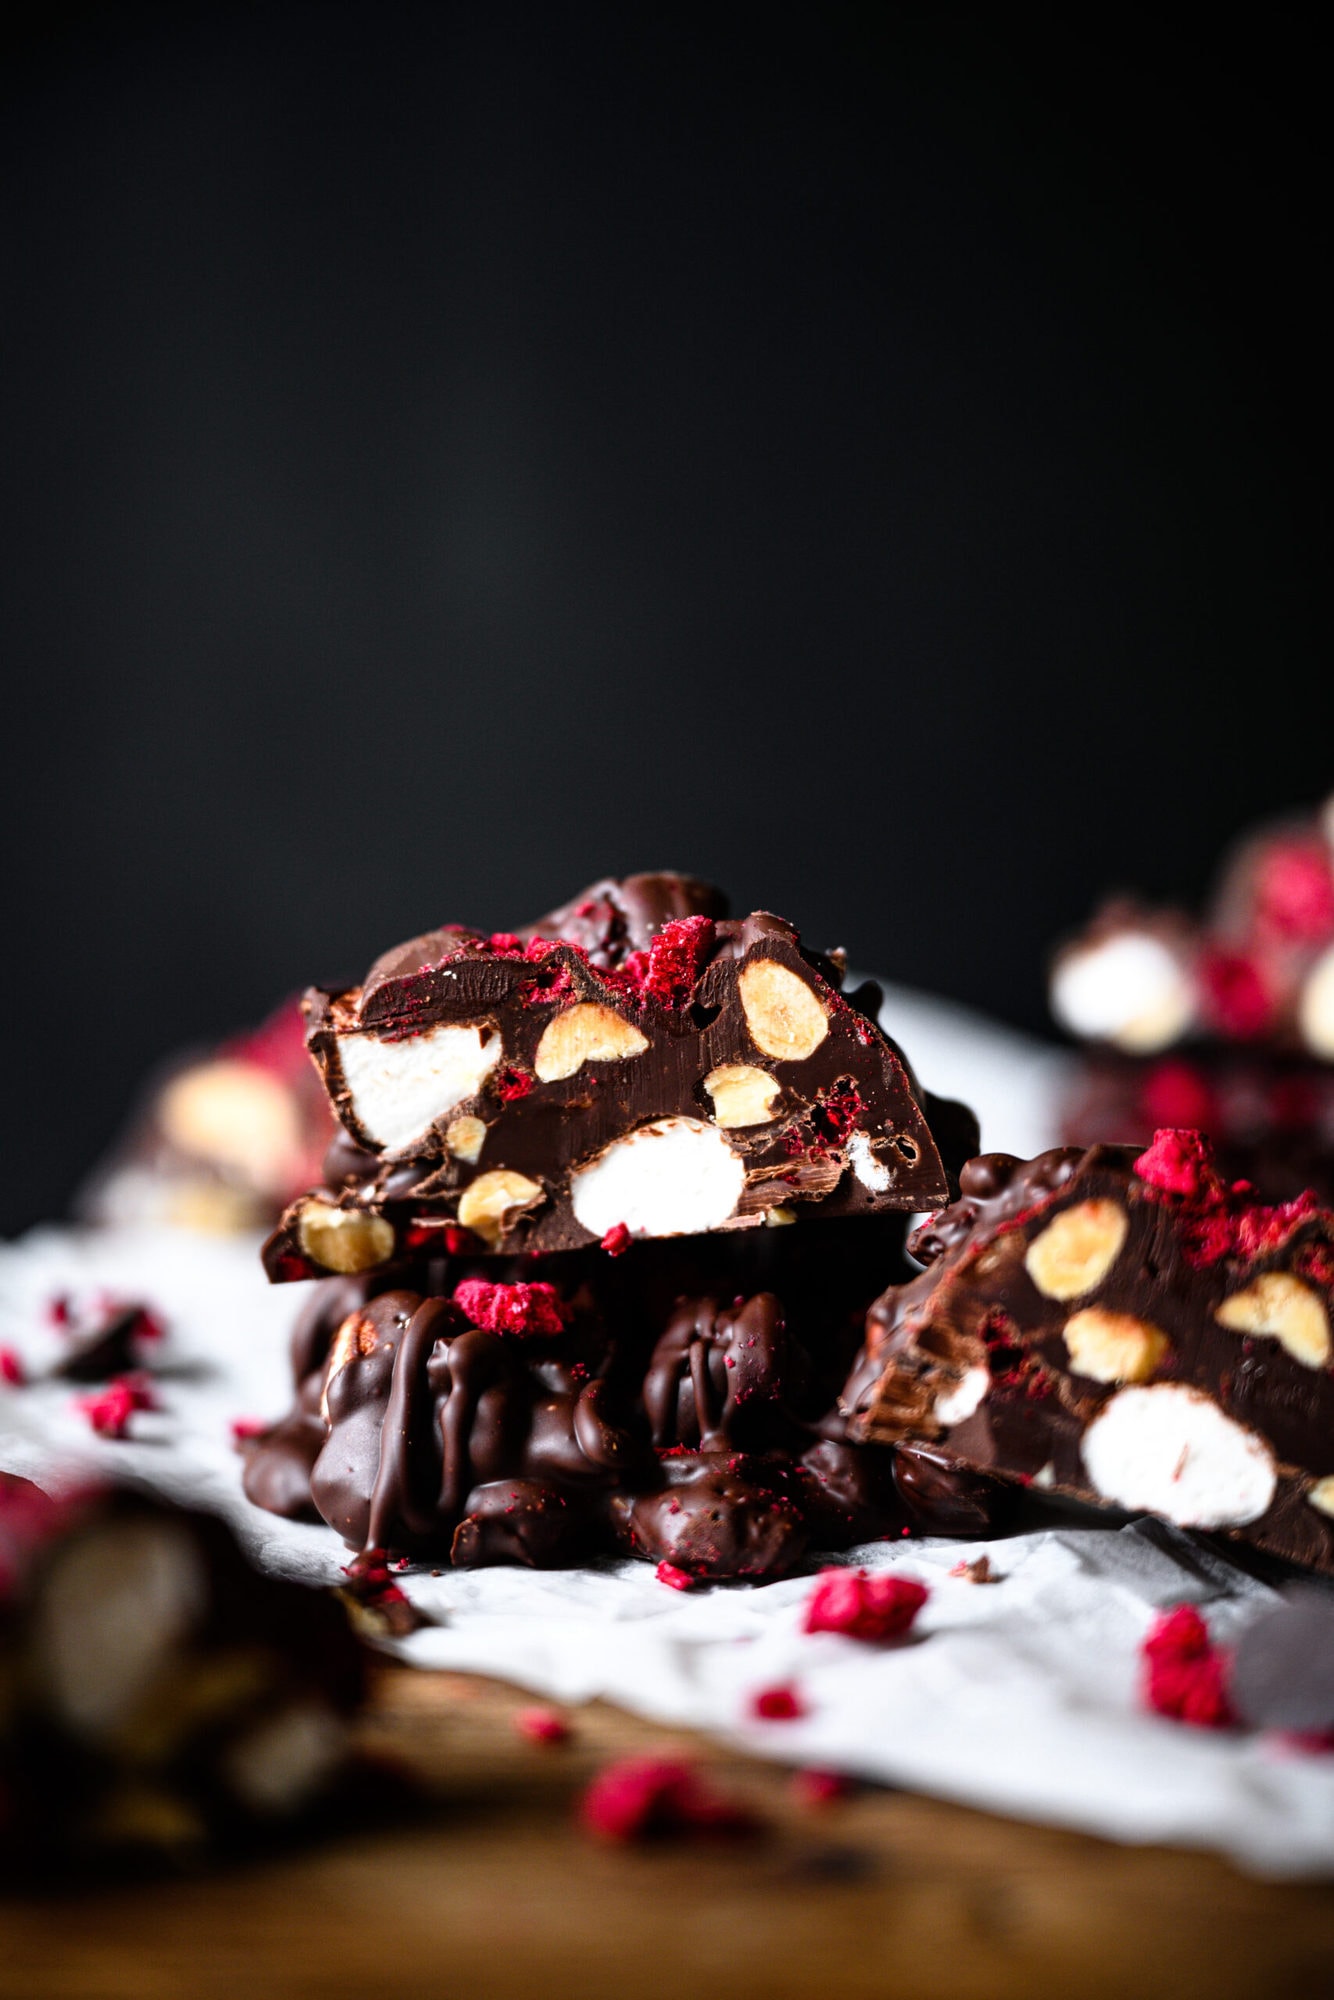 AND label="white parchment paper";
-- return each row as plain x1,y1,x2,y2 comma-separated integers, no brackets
4,992,1332,1877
